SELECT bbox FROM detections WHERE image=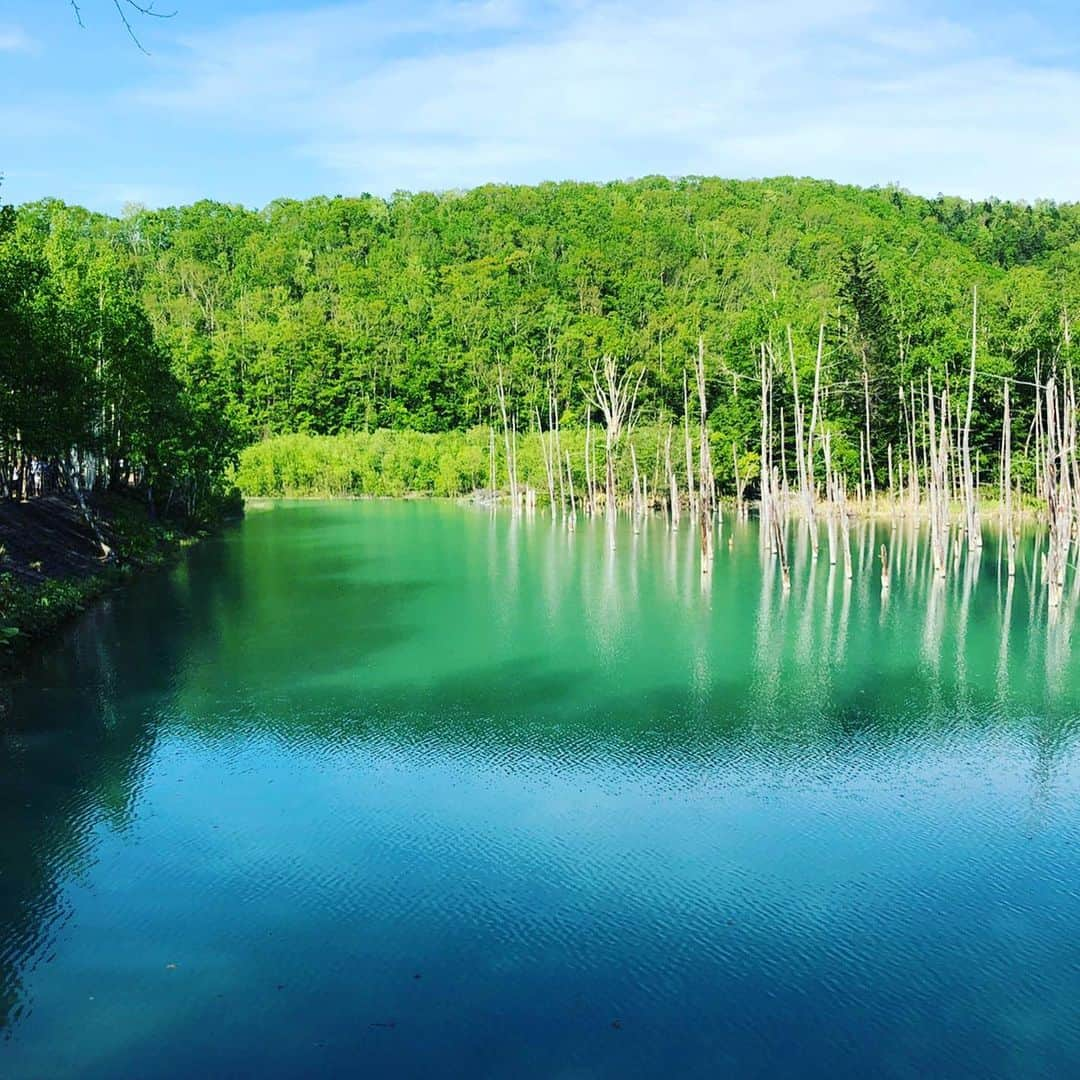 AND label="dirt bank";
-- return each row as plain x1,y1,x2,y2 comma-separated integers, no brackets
0,492,211,660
